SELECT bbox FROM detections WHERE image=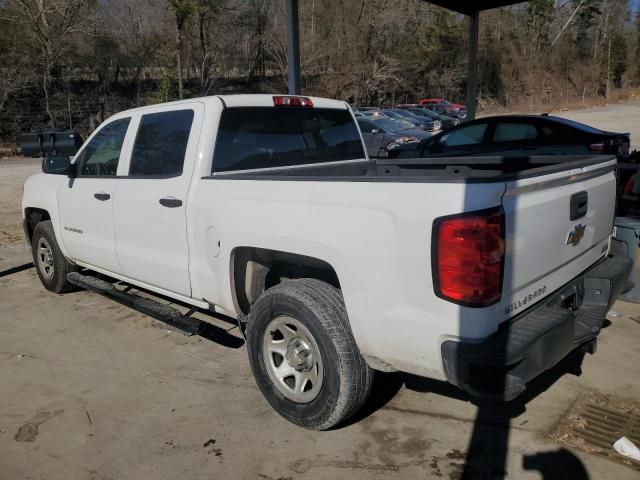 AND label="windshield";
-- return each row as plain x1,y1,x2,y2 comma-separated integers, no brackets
372,118,411,133
388,109,419,120
384,111,416,122
212,107,365,172
409,108,441,120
